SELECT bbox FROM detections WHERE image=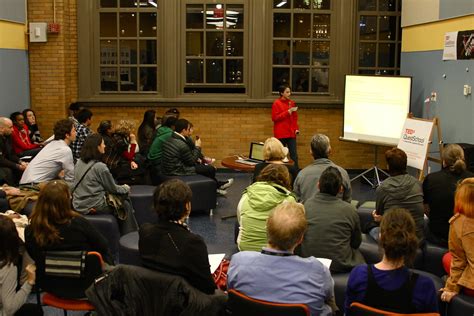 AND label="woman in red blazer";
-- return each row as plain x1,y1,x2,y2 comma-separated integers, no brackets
9,112,41,158
272,84,299,169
